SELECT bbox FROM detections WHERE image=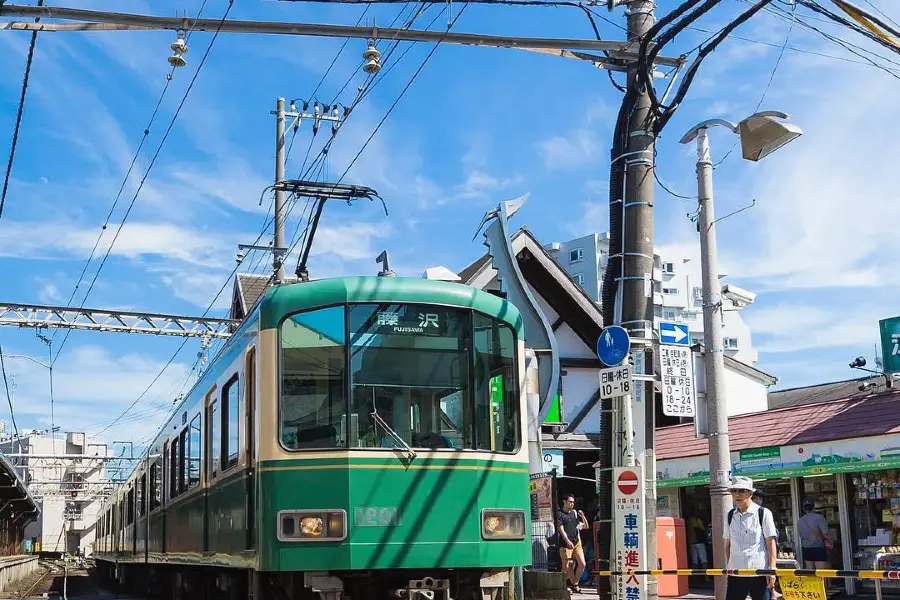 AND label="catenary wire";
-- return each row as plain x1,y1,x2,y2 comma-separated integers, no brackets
51,0,237,364
0,345,21,441
0,0,44,225
99,0,434,436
